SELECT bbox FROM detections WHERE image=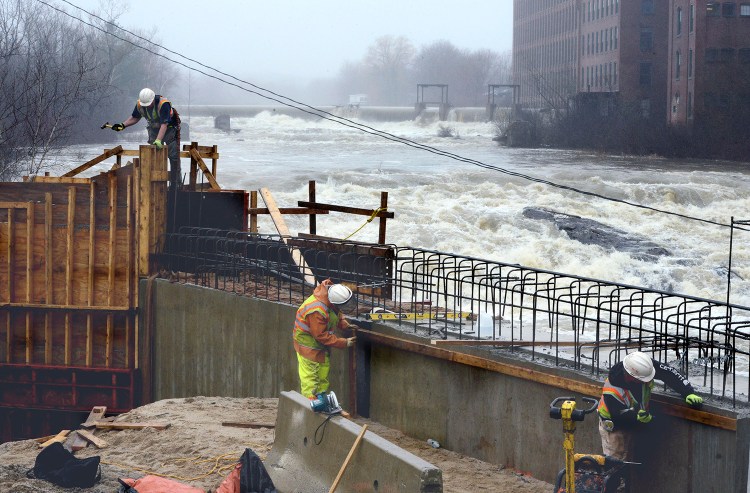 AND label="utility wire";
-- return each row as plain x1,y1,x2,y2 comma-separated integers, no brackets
40,0,747,232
